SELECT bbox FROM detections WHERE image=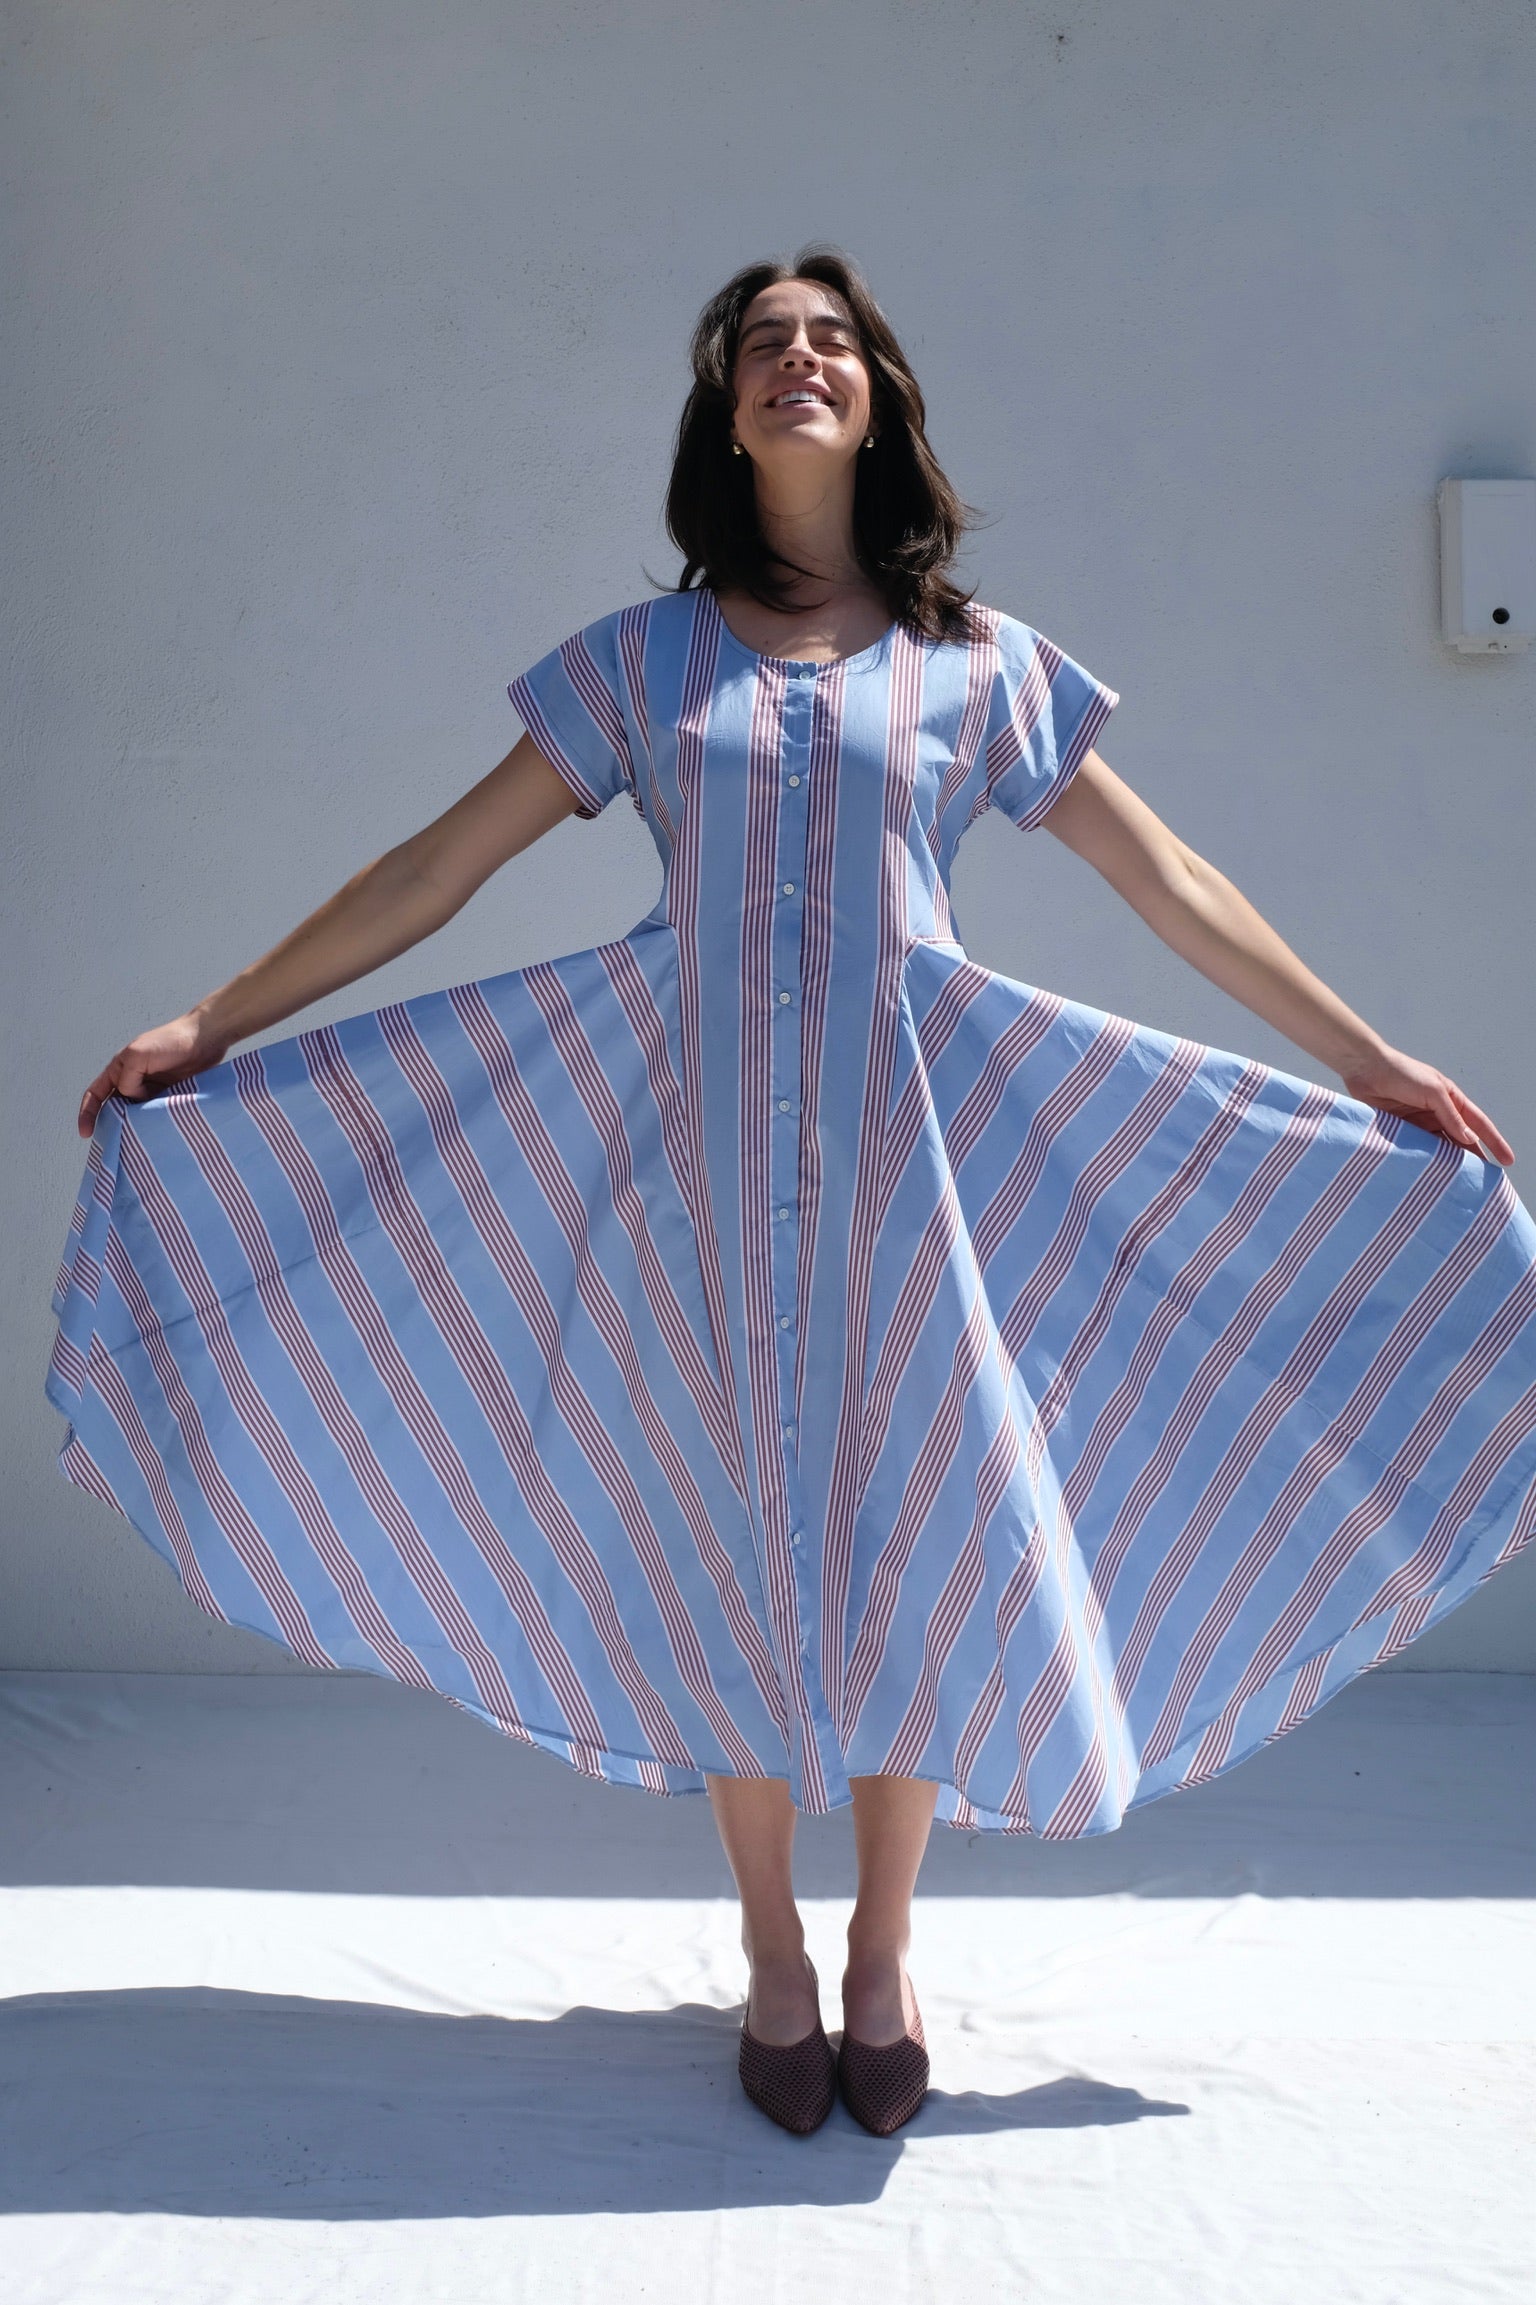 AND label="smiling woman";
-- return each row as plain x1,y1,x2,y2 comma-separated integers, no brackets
48,239,1536,2148
665,249,983,662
